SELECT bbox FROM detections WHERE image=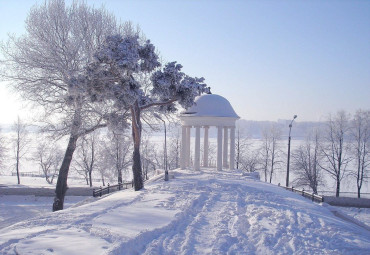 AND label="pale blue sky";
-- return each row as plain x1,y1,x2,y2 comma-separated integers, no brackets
0,0,369,124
